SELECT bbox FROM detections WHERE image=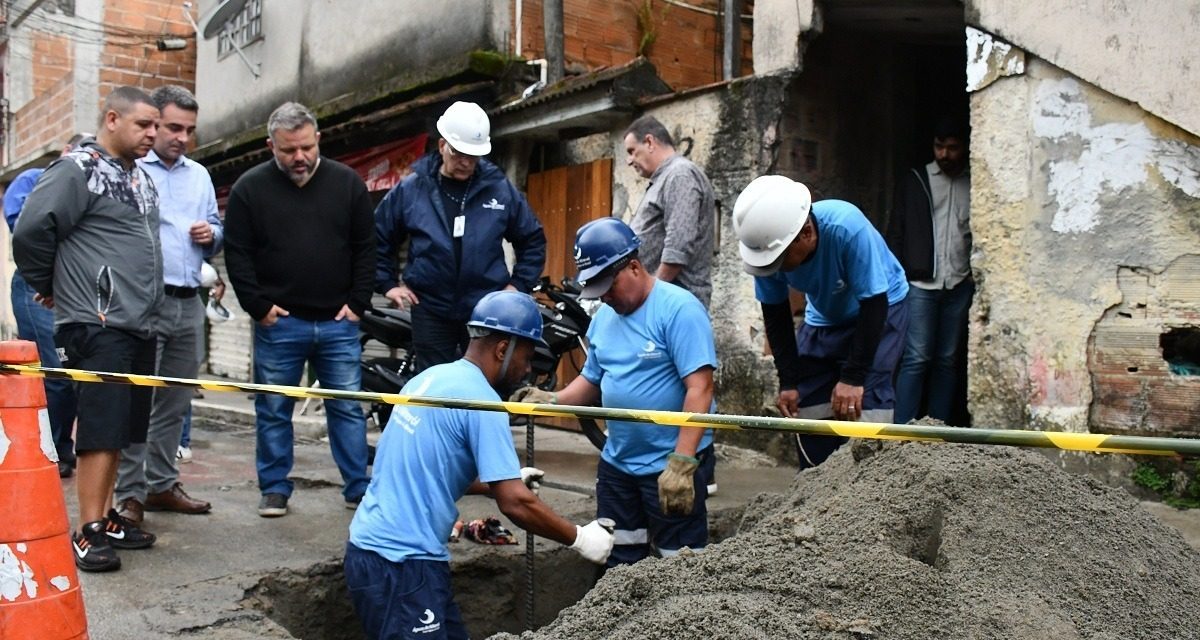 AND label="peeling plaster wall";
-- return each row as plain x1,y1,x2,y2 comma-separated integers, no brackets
967,0,1200,137
969,57,1200,436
